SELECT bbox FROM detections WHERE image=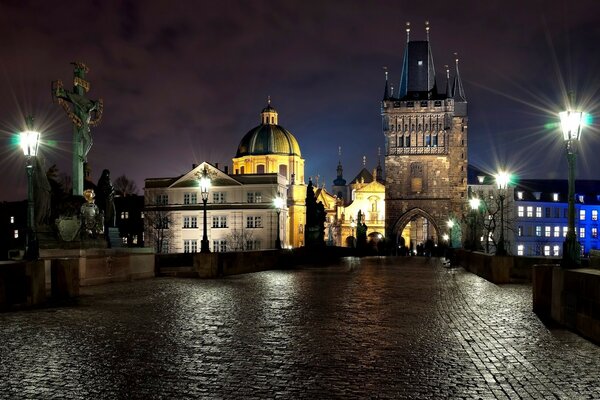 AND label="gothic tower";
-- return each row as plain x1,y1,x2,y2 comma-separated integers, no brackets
382,22,467,248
